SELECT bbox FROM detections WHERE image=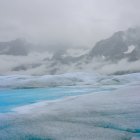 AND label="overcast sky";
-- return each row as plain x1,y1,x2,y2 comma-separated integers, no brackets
0,0,140,48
